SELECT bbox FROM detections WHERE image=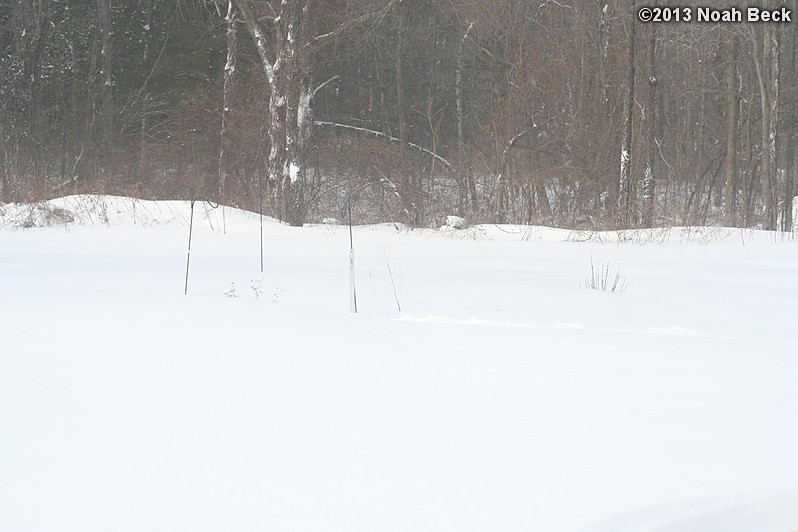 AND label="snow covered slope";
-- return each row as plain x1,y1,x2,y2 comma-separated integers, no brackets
1,195,797,532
